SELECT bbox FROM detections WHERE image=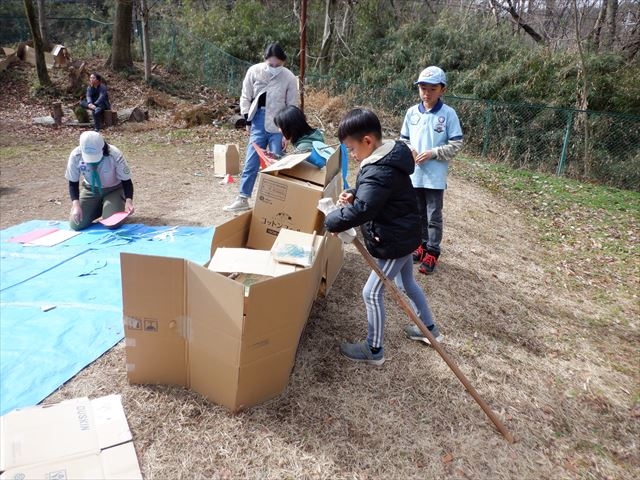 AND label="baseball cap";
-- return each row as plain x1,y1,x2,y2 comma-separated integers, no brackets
79,131,105,164
414,66,447,86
